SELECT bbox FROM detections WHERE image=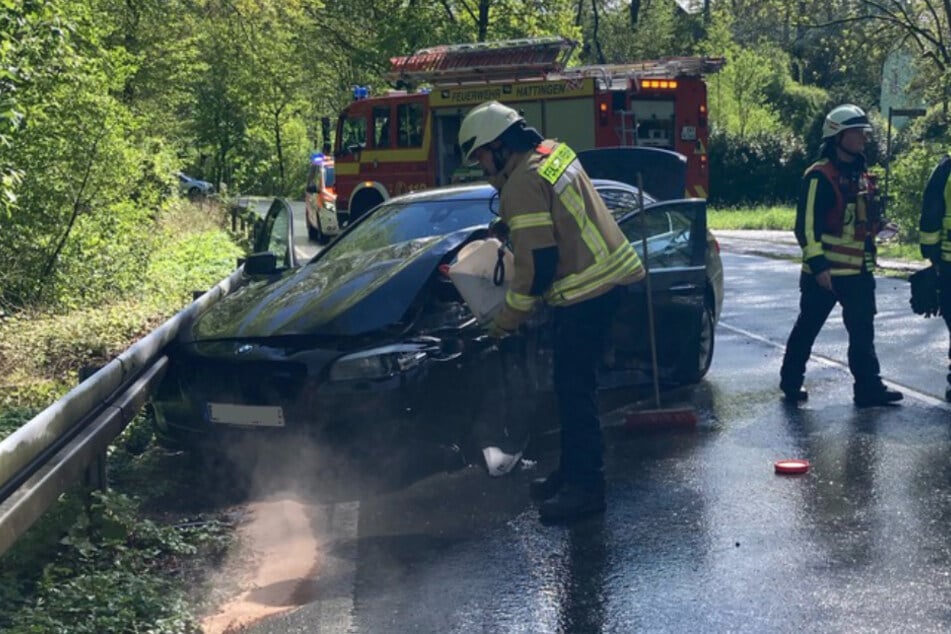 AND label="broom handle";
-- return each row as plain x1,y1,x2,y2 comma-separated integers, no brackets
637,172,662,409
